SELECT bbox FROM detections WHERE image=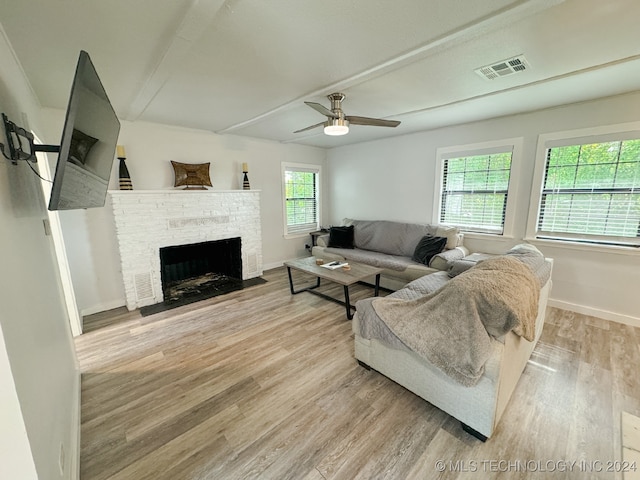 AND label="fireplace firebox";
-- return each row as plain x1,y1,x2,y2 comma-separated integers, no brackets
159,237,242,302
